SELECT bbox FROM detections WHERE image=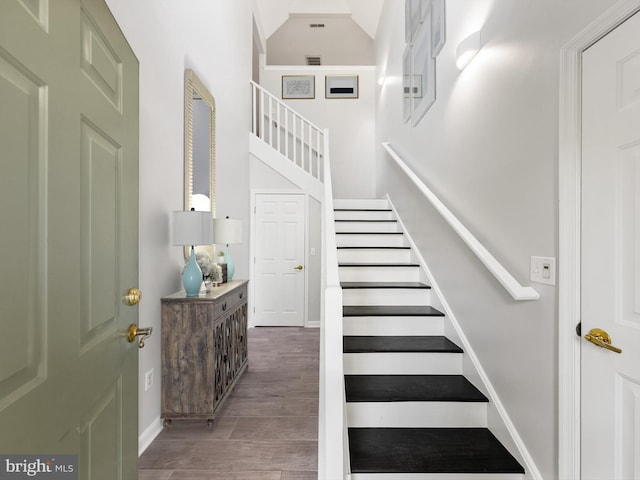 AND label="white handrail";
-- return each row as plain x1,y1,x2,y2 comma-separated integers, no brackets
318,129,346,479
251,81,325,183
382,142,540,301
